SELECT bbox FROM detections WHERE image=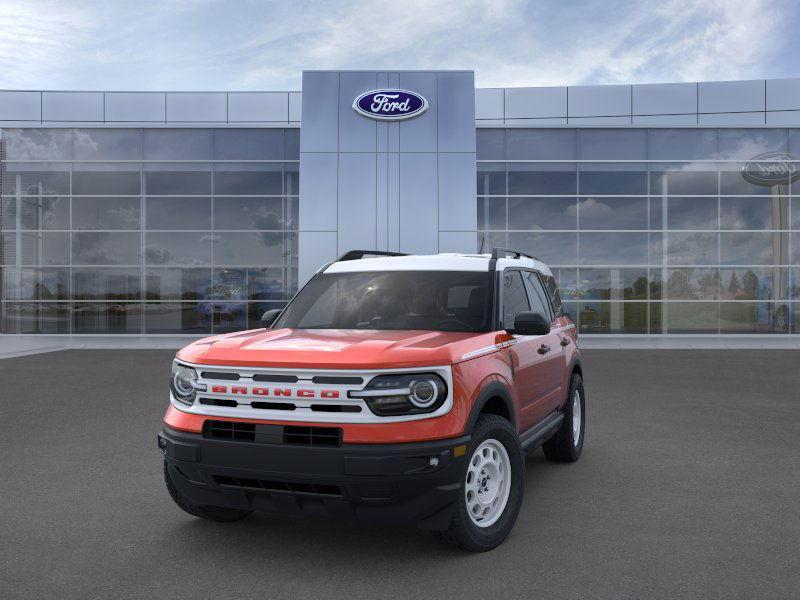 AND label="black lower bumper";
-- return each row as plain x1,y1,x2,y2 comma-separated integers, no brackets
159,426,470,530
